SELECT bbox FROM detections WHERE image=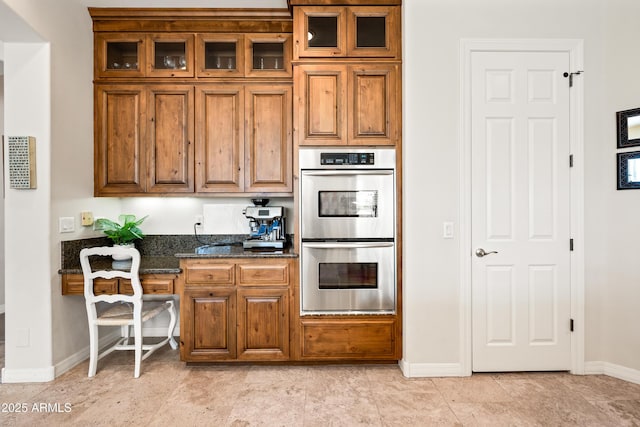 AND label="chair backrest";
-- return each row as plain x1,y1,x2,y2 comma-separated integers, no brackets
79,246,143,305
